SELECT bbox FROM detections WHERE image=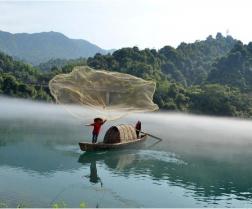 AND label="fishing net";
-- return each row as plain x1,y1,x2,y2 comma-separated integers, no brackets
49,66,158,121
